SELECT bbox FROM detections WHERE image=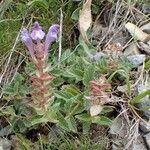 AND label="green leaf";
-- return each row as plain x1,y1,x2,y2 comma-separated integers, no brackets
75,113,91,122
71,7,80,20
3,86,15,95
83,64,95,86
61,49,71,62
100,106,114,114
66,117,77,132
145,59,150,70
55,91,73,101
82,121,91,134
52,78,64,87
49,68,63,77
27,0,48,9
15,73,24,84
57,113,69,131
92,116,112,126
131,90,150,104
65,85,80,96
29,116,49,127
16,134,32,150
64,67,84,81
0,106,15,116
